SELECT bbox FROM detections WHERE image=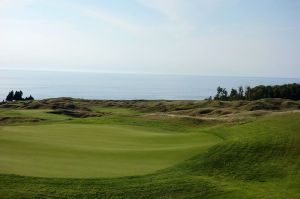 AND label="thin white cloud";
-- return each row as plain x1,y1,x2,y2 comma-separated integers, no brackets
134,0,195,38
136,0,184,22
0,0,15,7
75,3,193,39
134,0,232,37
0,0,36,9
135,0,234,22
79,7,143,36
